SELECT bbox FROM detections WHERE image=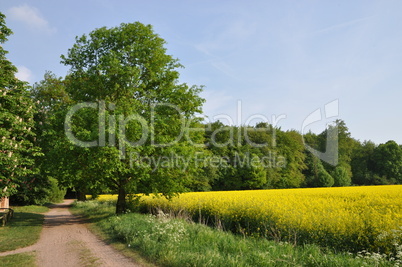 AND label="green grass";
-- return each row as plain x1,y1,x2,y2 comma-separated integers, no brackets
0,252,36,267
73,200,393,267
0,205,49,252
11,205,49,214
